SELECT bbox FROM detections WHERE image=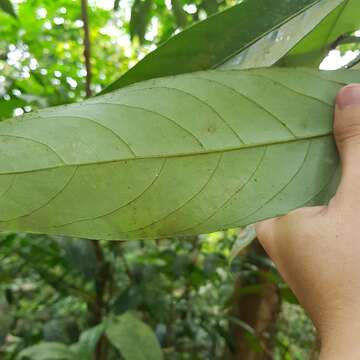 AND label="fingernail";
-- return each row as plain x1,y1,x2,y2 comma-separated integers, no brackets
337,84,360,109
